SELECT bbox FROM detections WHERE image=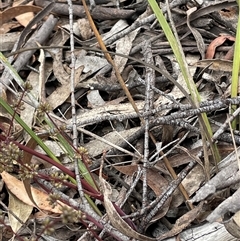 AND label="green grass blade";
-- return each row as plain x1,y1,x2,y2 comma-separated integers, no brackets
231,3,240,129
